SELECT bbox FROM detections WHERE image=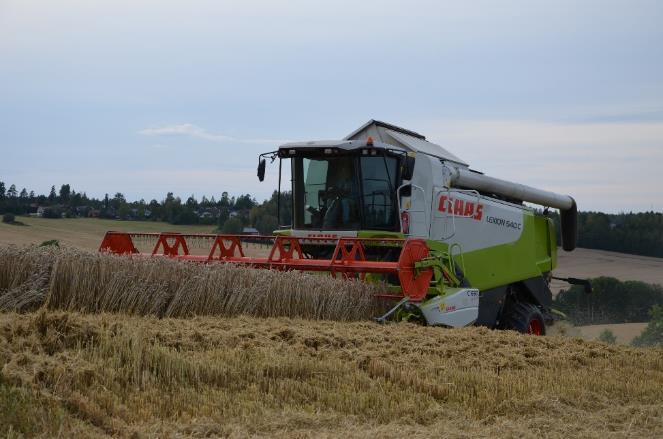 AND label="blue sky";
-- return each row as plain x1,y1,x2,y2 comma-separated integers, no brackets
1,0,662,212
